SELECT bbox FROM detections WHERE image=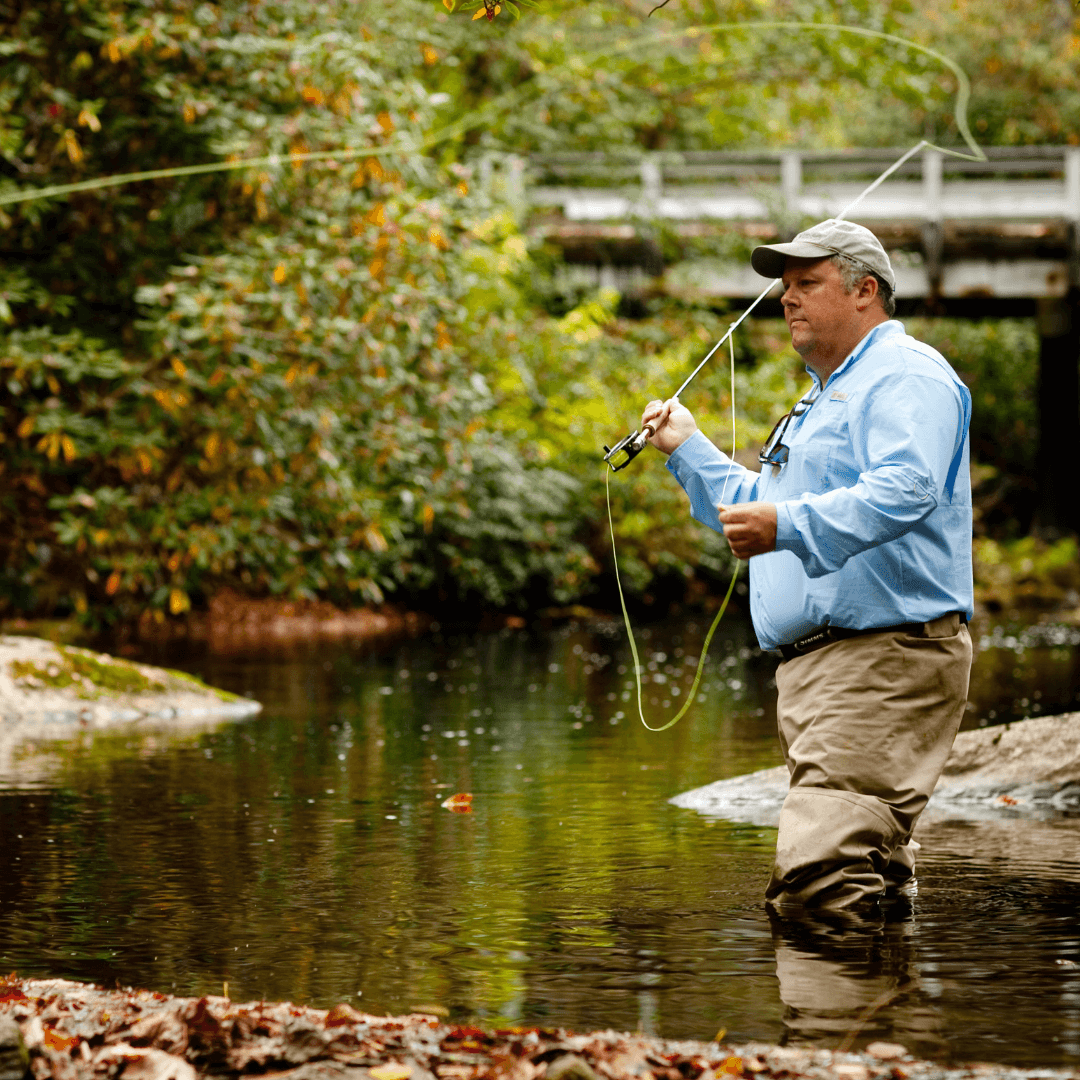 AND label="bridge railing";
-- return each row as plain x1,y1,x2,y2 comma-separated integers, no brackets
524,146,1080,226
